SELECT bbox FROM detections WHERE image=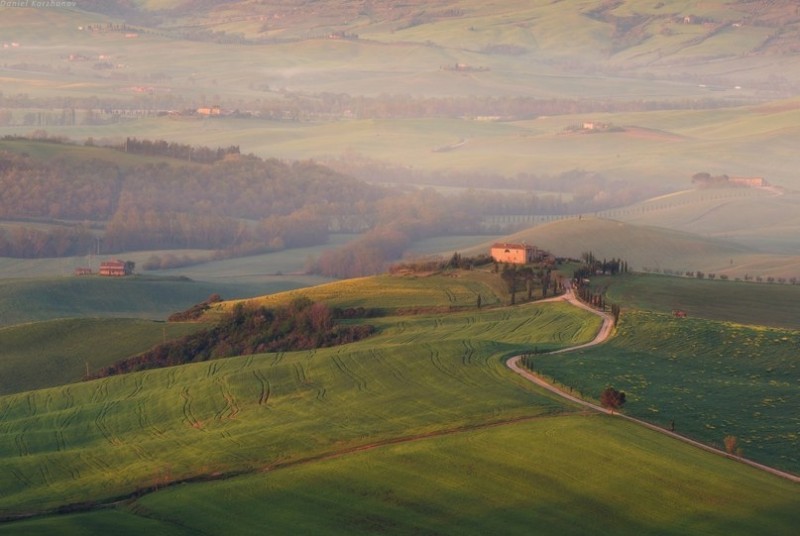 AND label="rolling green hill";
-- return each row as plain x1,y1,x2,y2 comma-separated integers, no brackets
610,189,800,255
595,272,800,329
470,216,800,279
5,418,797,535
0,276,277,326
0,318,204,396
0,297,599,515
0,271,797,531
